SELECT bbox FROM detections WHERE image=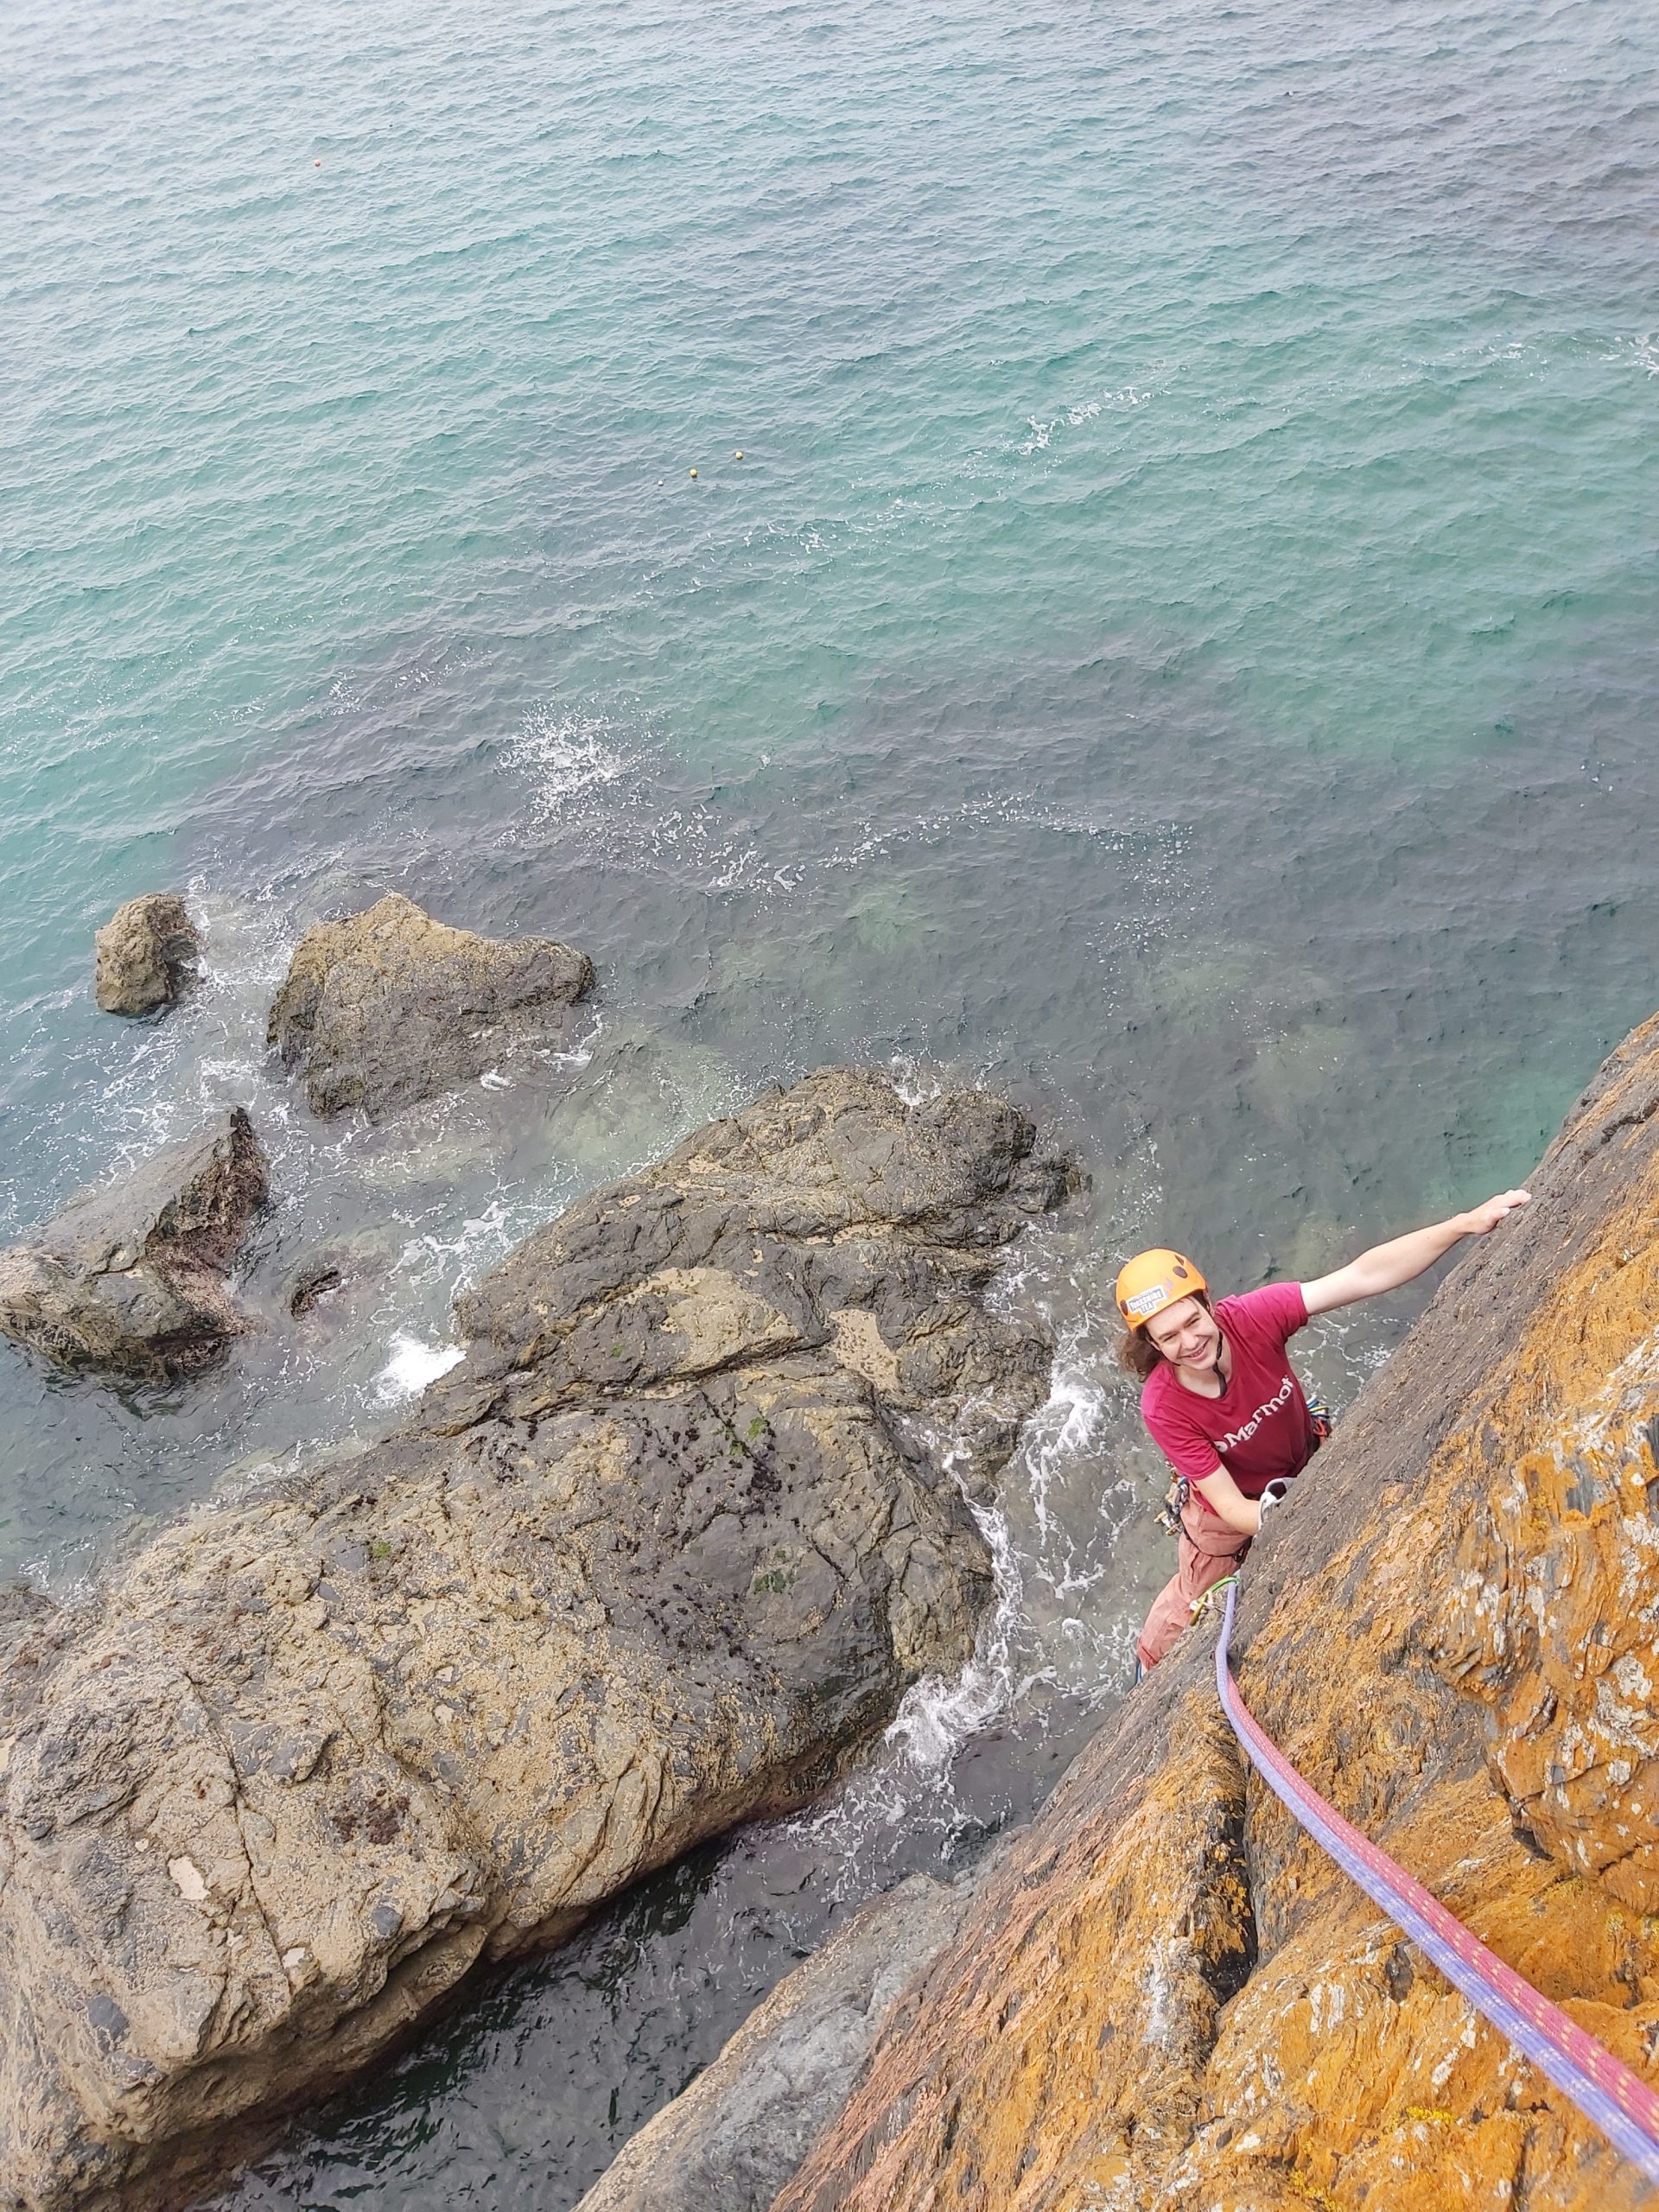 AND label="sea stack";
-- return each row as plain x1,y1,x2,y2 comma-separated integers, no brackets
267,893,596,1122
92,893,200,1016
